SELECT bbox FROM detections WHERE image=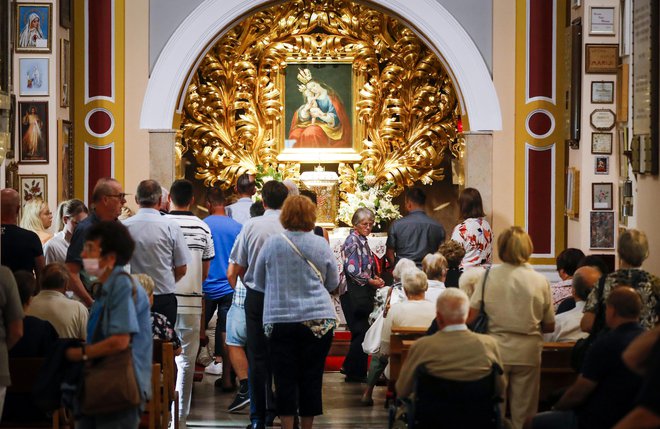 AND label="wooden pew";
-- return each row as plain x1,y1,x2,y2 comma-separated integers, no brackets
389,327,427,384
1,358,72,428
539,342,577,410
141,363,162,429
152,340,179,429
